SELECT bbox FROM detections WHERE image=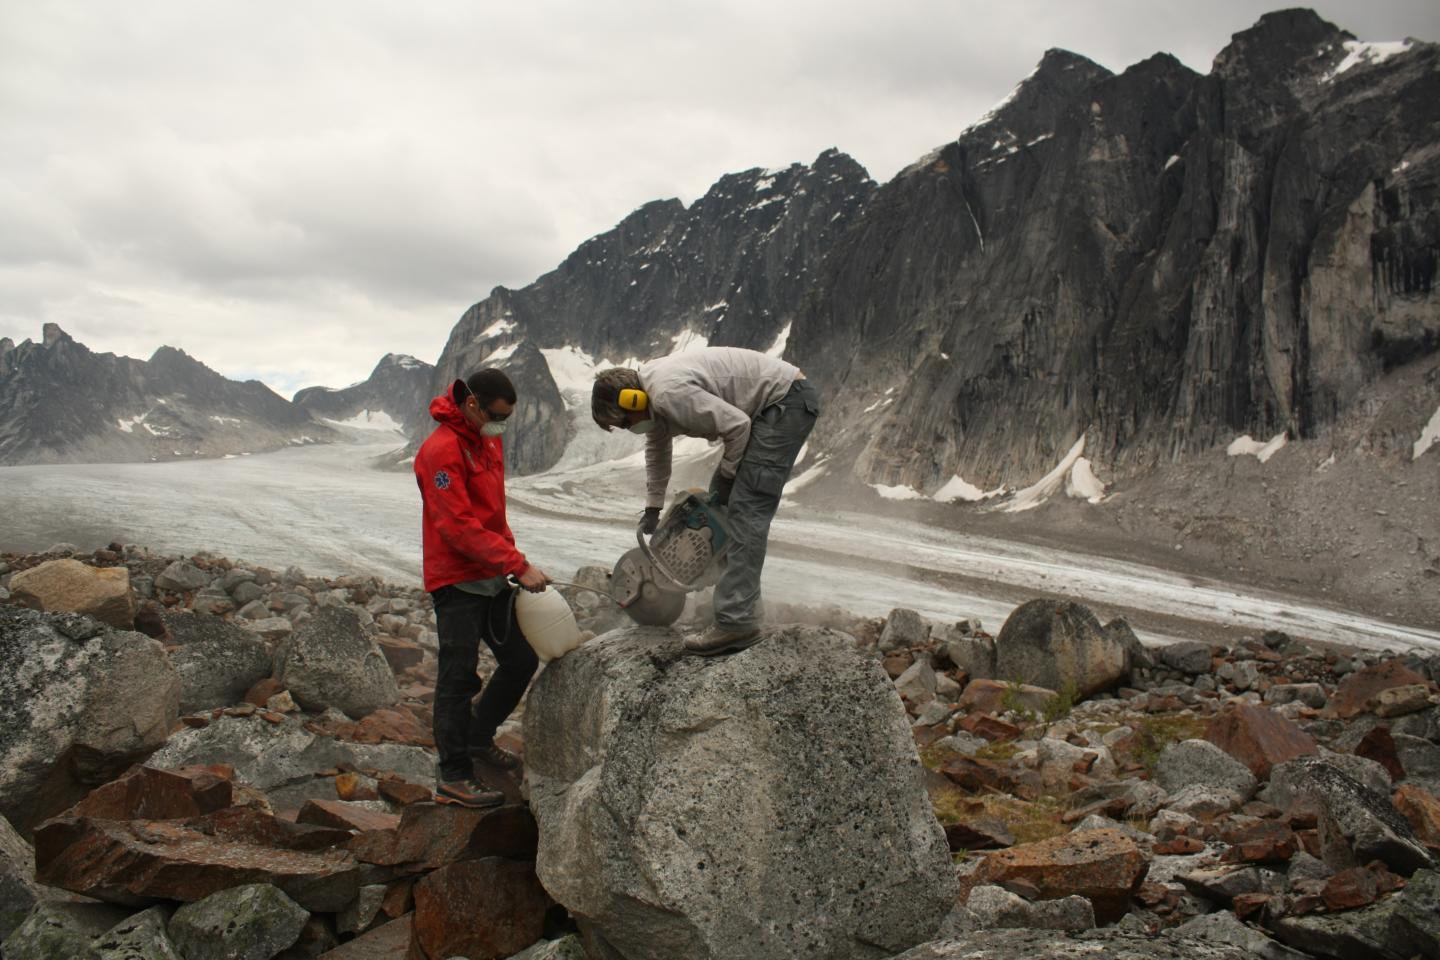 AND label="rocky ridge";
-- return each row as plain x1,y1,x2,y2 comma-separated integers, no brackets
293,353,436,441
0,545,1438,959
0,324,340,465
